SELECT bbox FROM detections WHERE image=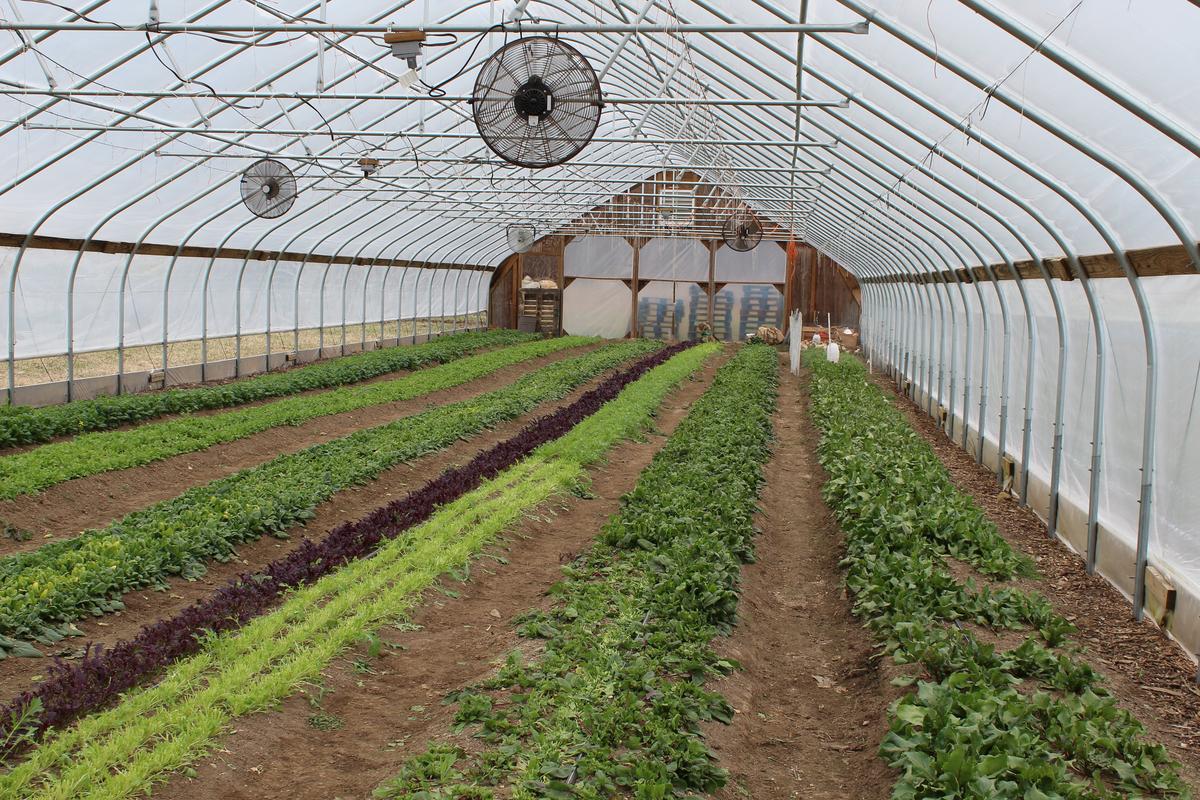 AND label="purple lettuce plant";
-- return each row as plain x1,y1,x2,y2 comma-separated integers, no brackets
0,340,697,754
